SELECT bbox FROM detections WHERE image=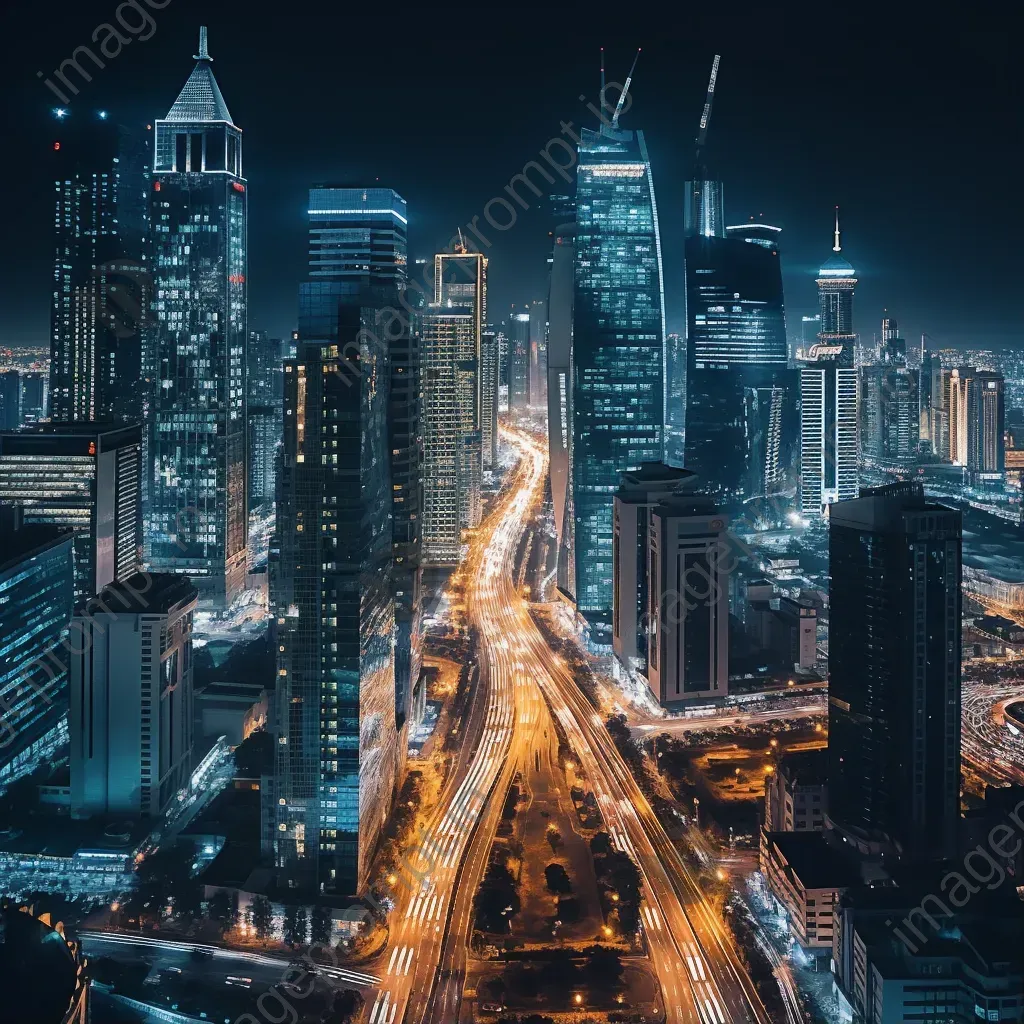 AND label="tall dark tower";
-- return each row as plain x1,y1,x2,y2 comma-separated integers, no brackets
147,27,247,610
49,109,149,425
816,207,857,342
828,482,961,862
